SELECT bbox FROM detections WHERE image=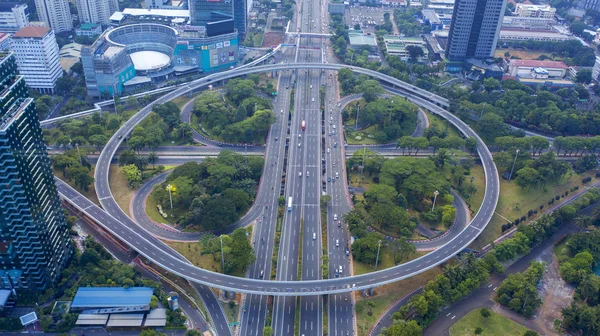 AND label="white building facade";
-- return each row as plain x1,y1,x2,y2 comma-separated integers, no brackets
76,0,119,25
0,3,29,32
10,25,63,94
33,0,72,33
